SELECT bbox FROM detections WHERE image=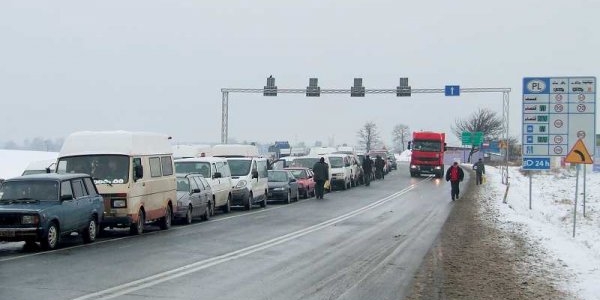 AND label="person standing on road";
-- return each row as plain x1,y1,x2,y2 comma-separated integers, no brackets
362,155,373,186
312,157,329,199
374,155,385,180
445,161,464,201
473,158,485,185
